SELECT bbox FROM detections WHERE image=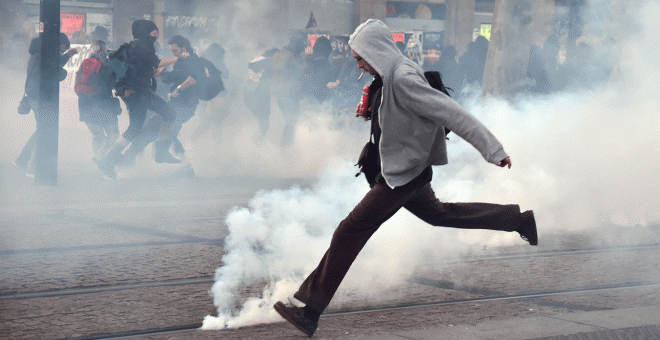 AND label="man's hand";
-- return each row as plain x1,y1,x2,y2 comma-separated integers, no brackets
65,48,78,57
498,157,512,169
153,67,165,78
178,51,190,60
